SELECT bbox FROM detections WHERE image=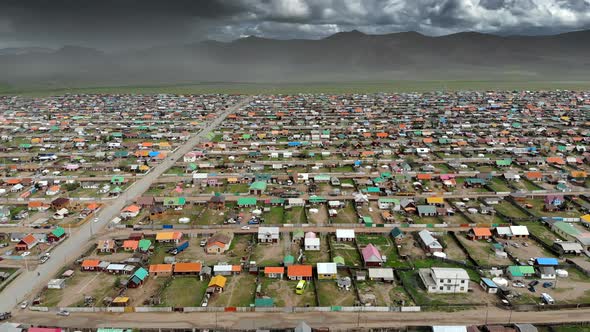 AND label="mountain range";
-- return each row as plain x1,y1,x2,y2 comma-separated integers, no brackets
2,30,590,87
